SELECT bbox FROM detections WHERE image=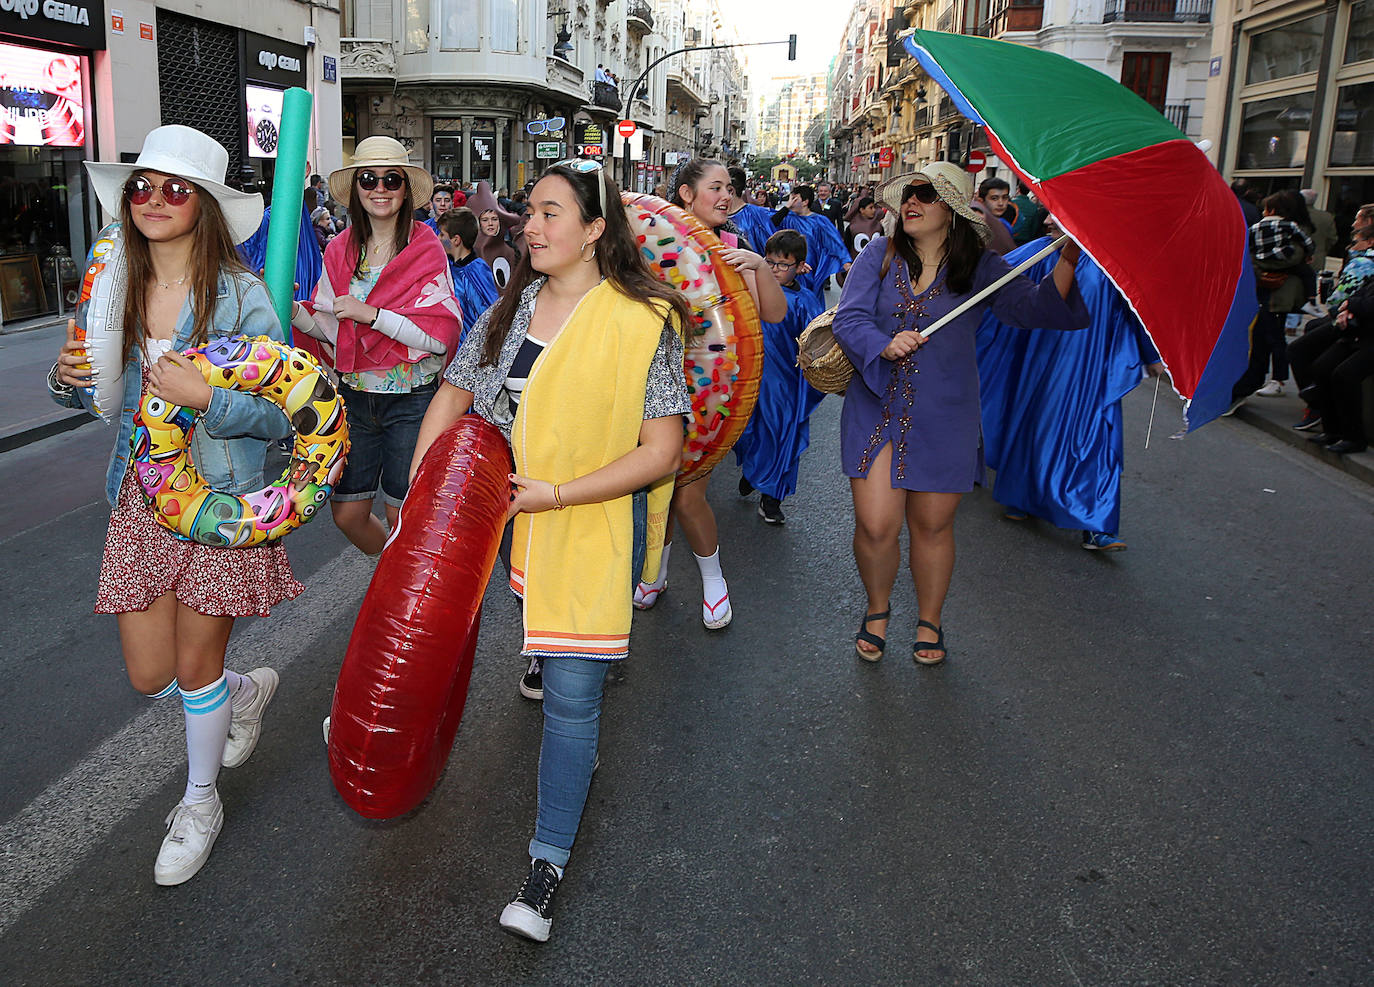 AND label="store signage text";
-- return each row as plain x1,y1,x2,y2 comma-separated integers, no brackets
258,49,301,74
1,1,90,26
